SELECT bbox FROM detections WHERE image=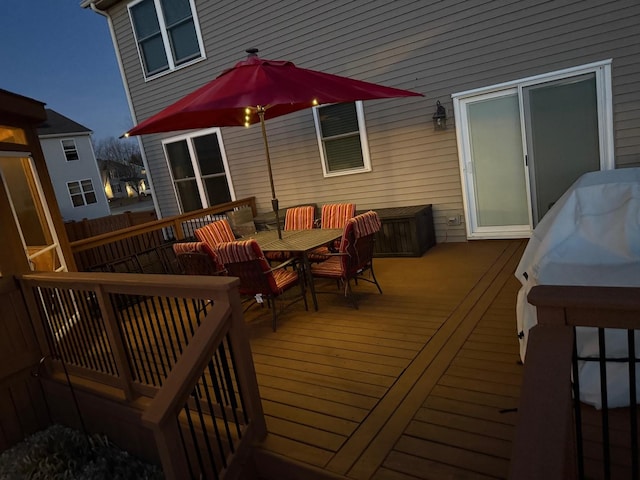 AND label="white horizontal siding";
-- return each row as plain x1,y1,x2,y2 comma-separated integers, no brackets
105,0,640,243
